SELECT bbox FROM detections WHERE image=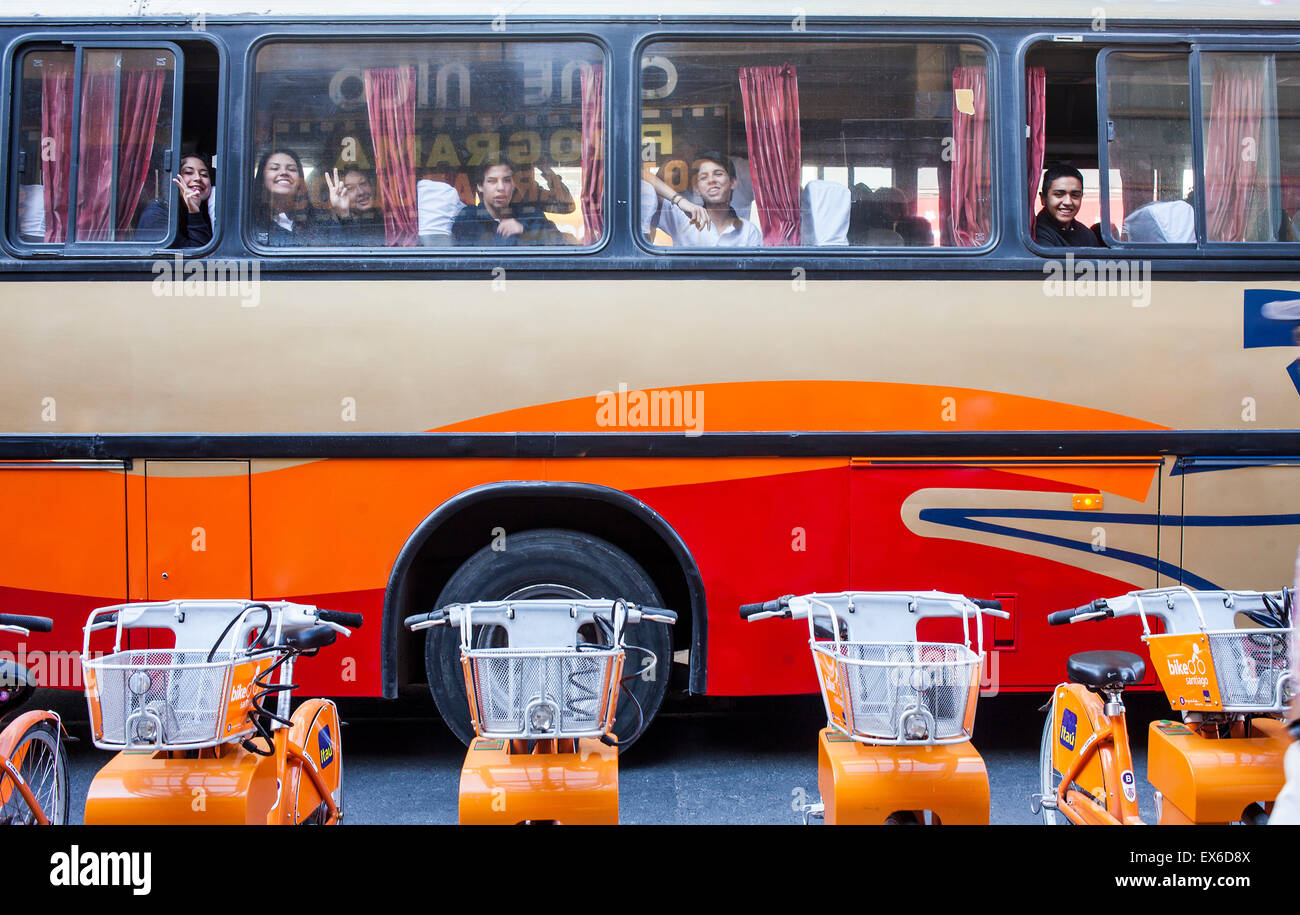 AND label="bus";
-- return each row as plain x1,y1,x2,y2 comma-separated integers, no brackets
2,0,1298,747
